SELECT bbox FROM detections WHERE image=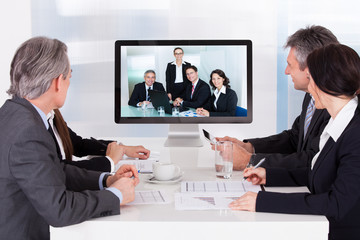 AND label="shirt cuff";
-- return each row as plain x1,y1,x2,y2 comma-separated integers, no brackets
105,156,115,173
99,172,107,190
106,187,123,204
